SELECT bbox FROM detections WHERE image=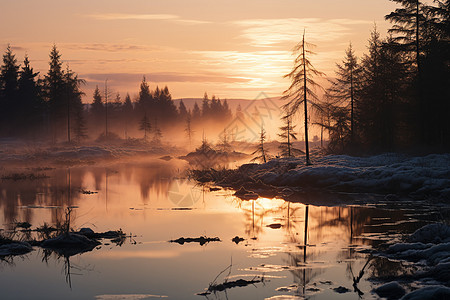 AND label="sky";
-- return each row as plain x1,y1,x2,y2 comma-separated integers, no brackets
0,0,398,102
